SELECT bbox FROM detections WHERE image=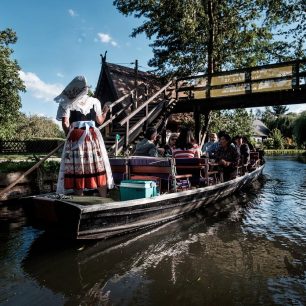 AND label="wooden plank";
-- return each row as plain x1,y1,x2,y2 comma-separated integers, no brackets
251,65,292,80
252,80,292,92
211,72,245,86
